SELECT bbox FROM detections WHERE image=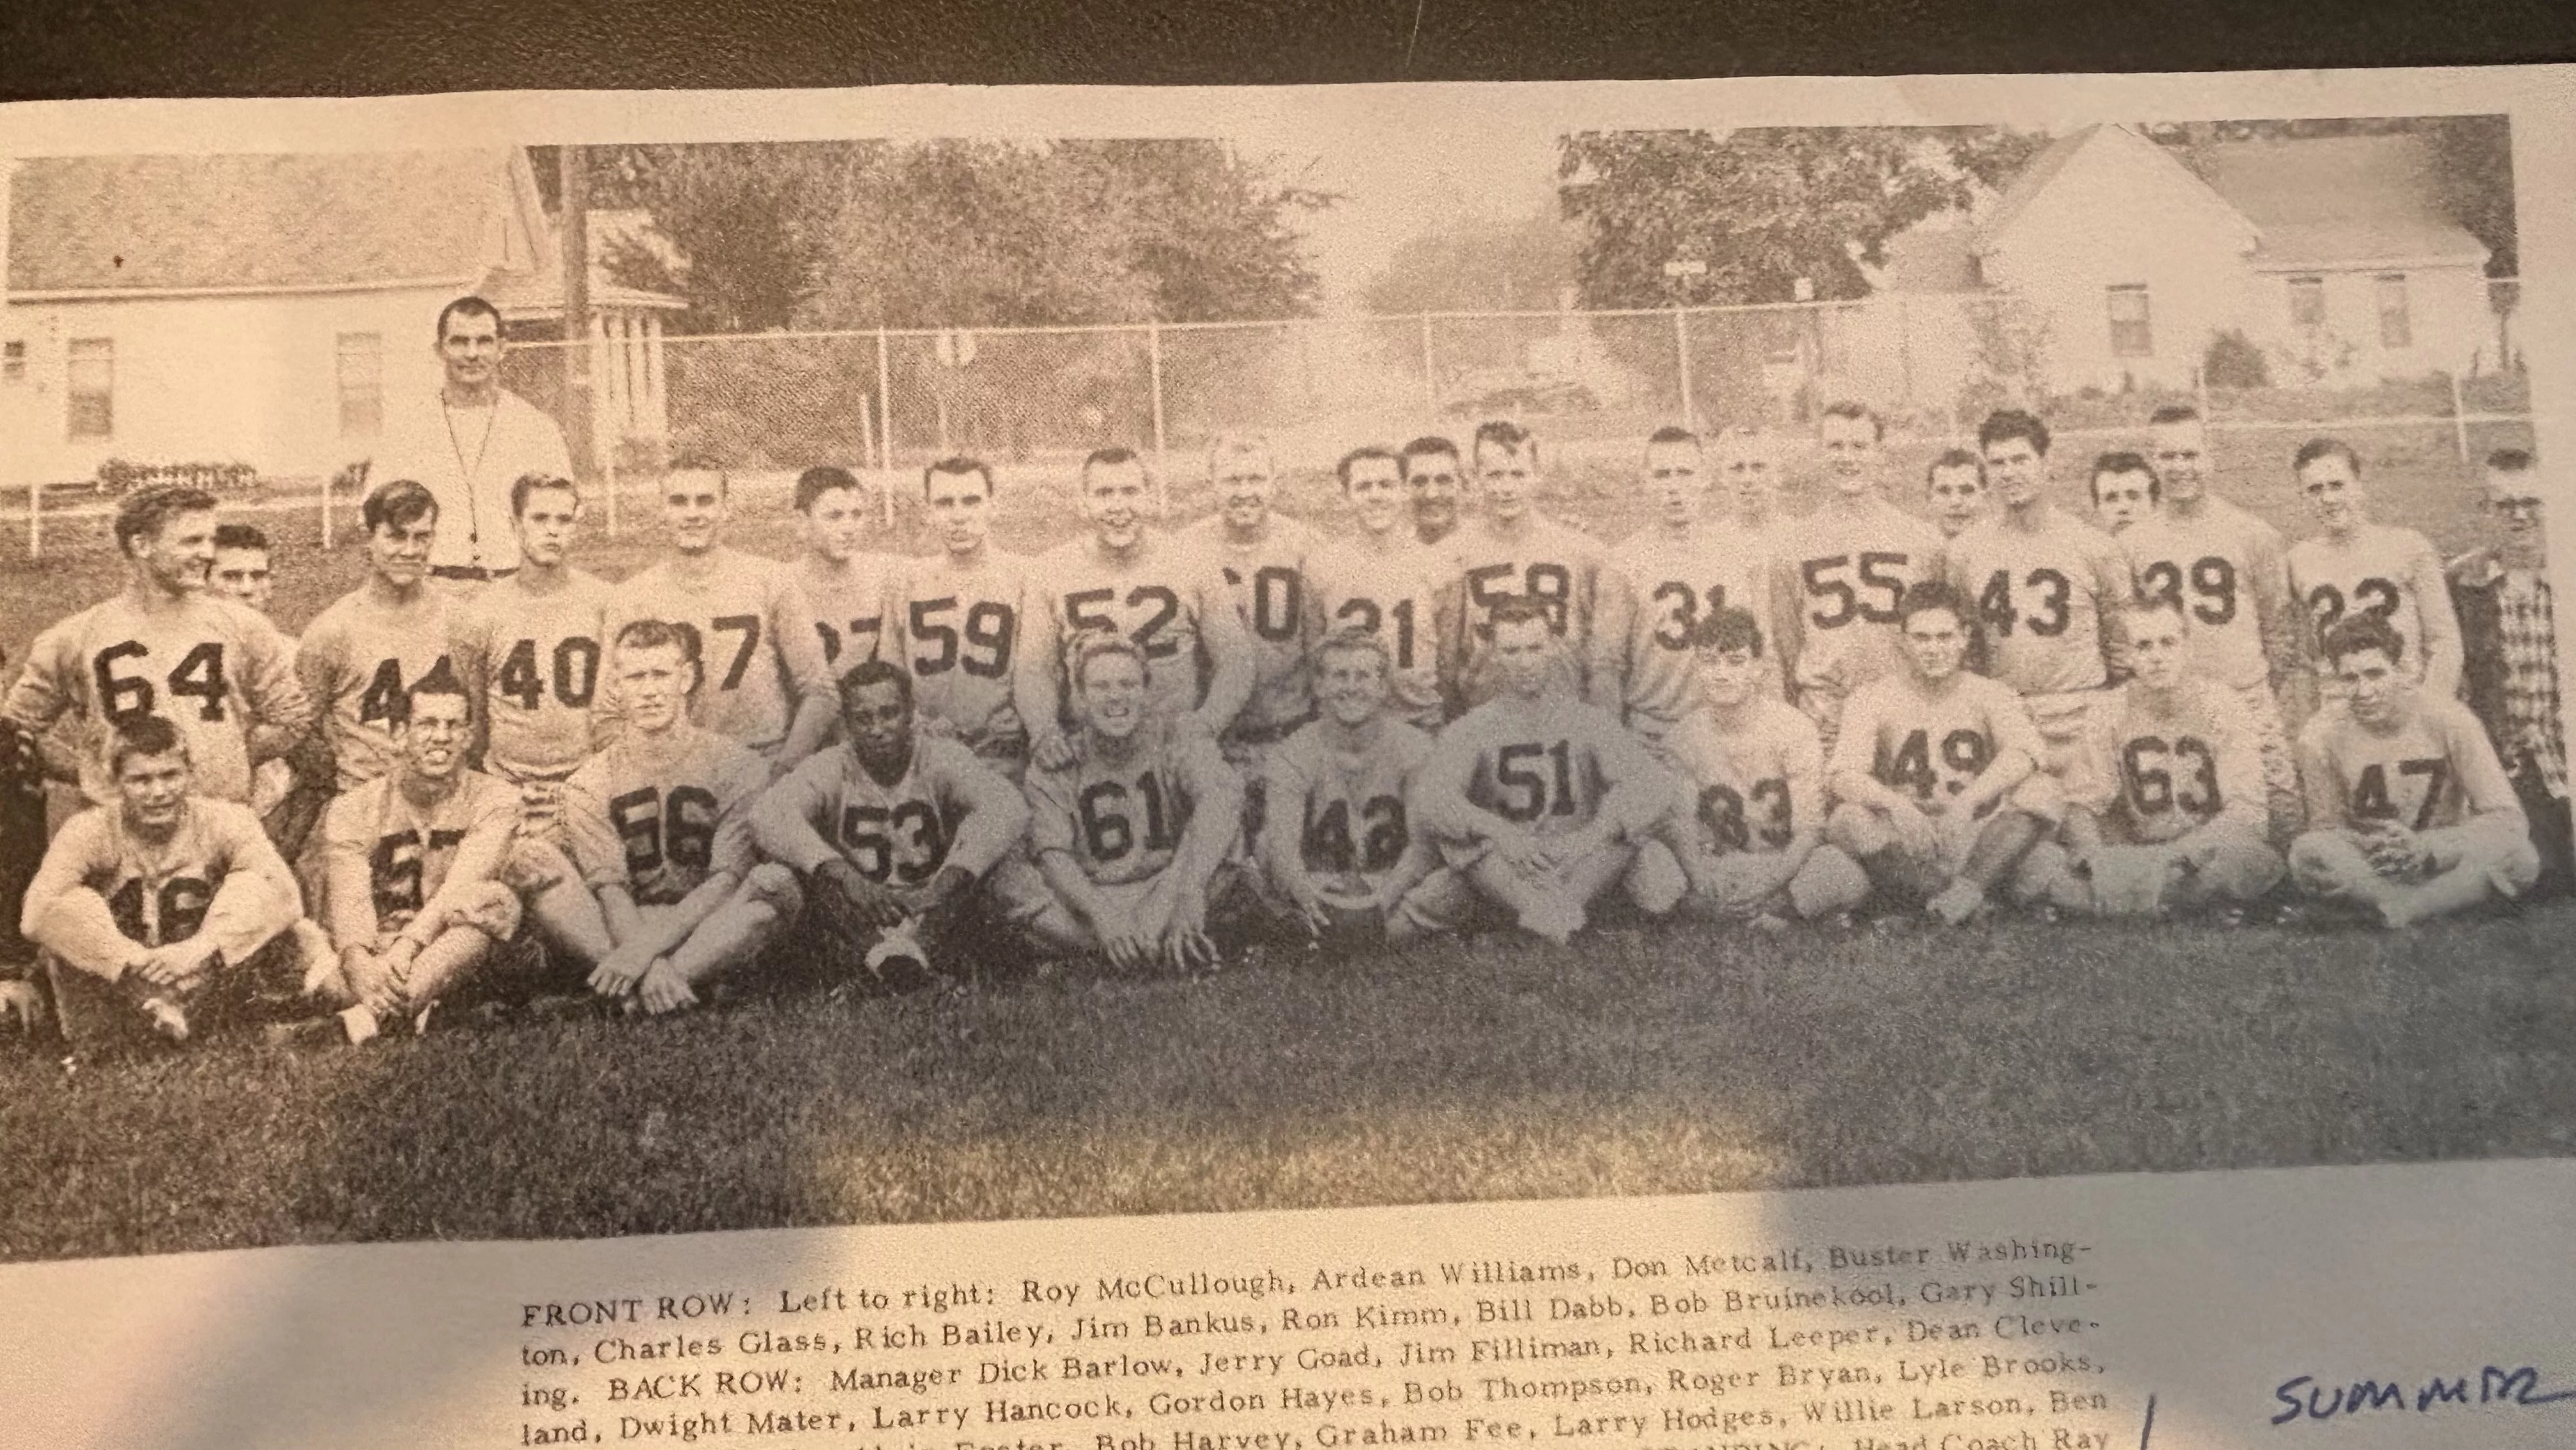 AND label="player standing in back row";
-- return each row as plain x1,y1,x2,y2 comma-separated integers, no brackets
1450,421,1613,712
1600,426,1783,749
1179,436,1324,839
295,480,457,792
883,457,1046,776
1773,402,1944,756
786,466,900,682
2285,437,2462,704
1311,446,1461,731
449,475,613,838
